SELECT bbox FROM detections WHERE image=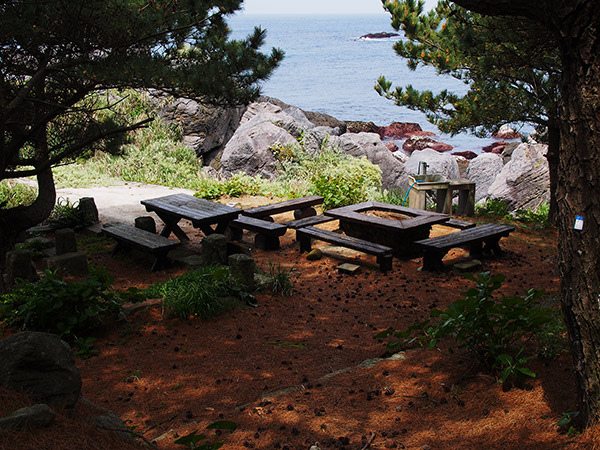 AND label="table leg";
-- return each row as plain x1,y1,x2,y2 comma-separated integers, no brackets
157,214,189,241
